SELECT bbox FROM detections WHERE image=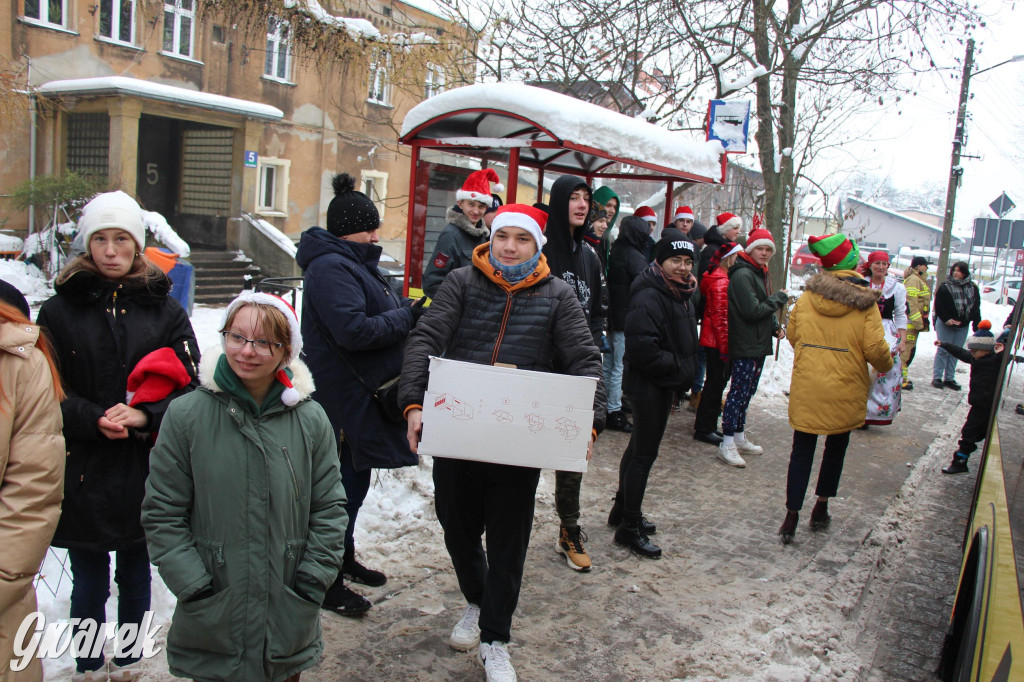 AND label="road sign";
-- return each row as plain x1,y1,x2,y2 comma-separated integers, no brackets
990,192,1016,218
